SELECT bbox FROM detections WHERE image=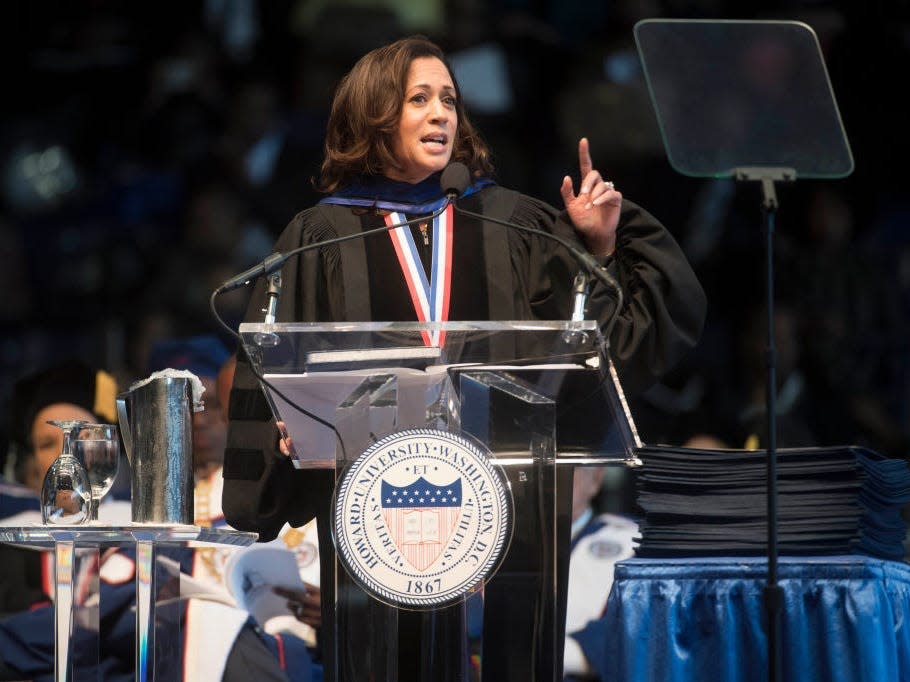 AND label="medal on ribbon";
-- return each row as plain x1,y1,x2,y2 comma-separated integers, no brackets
386,204,454,346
